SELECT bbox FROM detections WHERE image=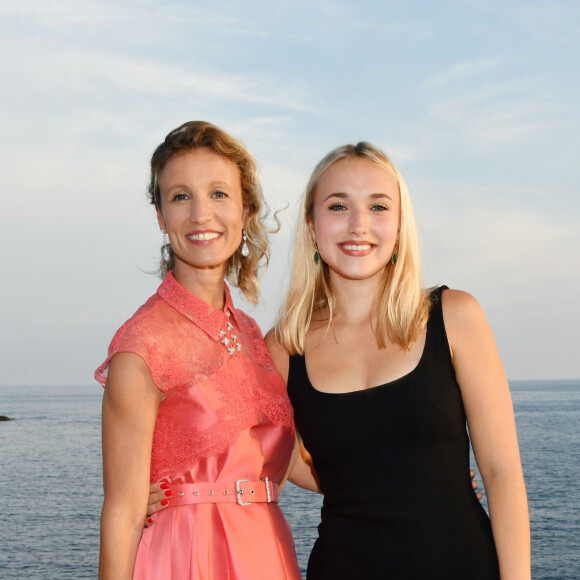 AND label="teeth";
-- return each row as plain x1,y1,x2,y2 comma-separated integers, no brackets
342,244,371,251
188,232,220,241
